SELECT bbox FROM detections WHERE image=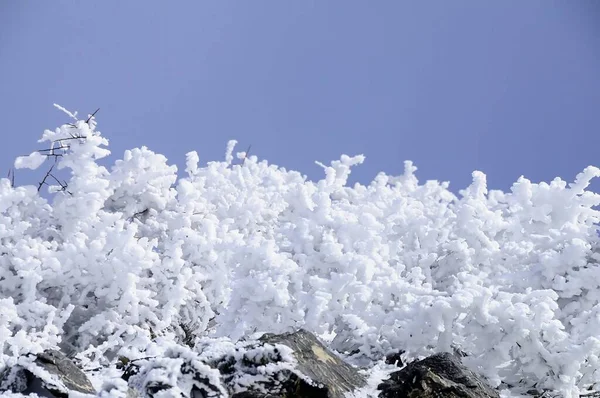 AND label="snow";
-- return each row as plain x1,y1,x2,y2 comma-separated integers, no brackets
14,151,46,170
1,106,600,397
